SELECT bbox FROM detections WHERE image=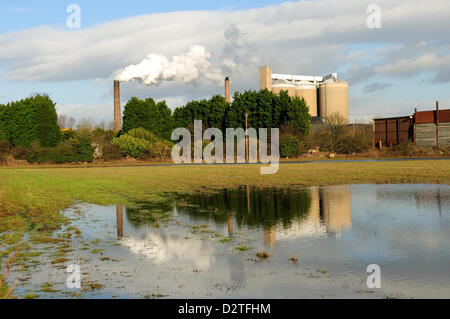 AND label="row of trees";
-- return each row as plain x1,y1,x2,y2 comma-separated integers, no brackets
122,89,312,138
0,89,313,164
